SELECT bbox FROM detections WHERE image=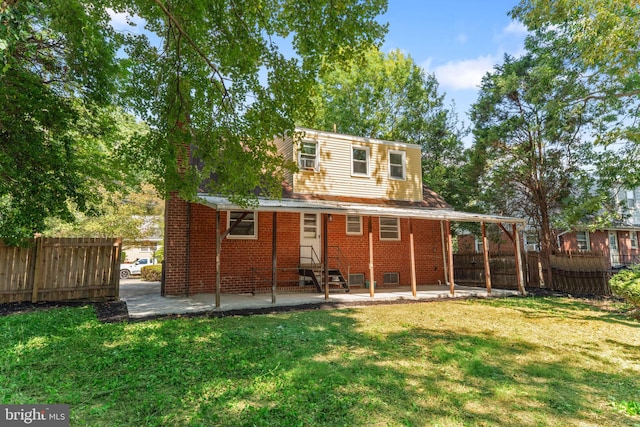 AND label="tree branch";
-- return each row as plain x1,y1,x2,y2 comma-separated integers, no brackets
152,0,234,110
